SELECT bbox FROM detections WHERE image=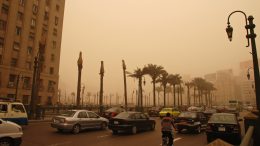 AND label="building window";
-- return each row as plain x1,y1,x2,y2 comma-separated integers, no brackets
31,18,36,28
22,77,30,89
56,4,60,11
51,54,55,62
29,32,35,41
16,27,22,36
13,42,20,51
10,58,18,67
0,20,7,30
32,4,38,14
48,80,55,92
26,61,31,69
0,37,4,52
44,11,49,21
52,41,56,49
1,4,9,15
34,0,39,5
49,67,54,74
46,0,50,6
55,16,59,25
0,55,2,65
22,95,29,104
8,74,16,88
27,46,32,55
42,28,47,37
17,12,23,21
19,0,25,6
53,28,57,36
